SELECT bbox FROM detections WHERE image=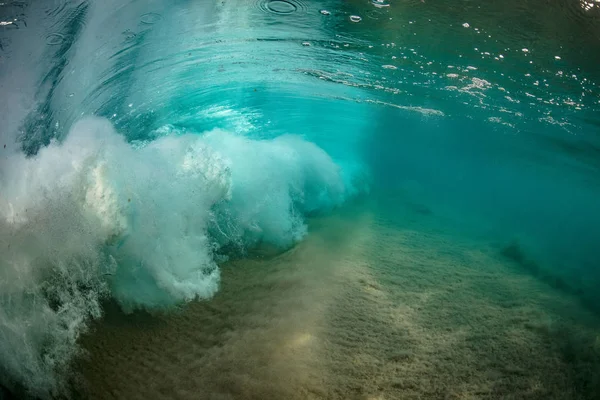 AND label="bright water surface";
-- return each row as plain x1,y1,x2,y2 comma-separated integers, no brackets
1,1,600,399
